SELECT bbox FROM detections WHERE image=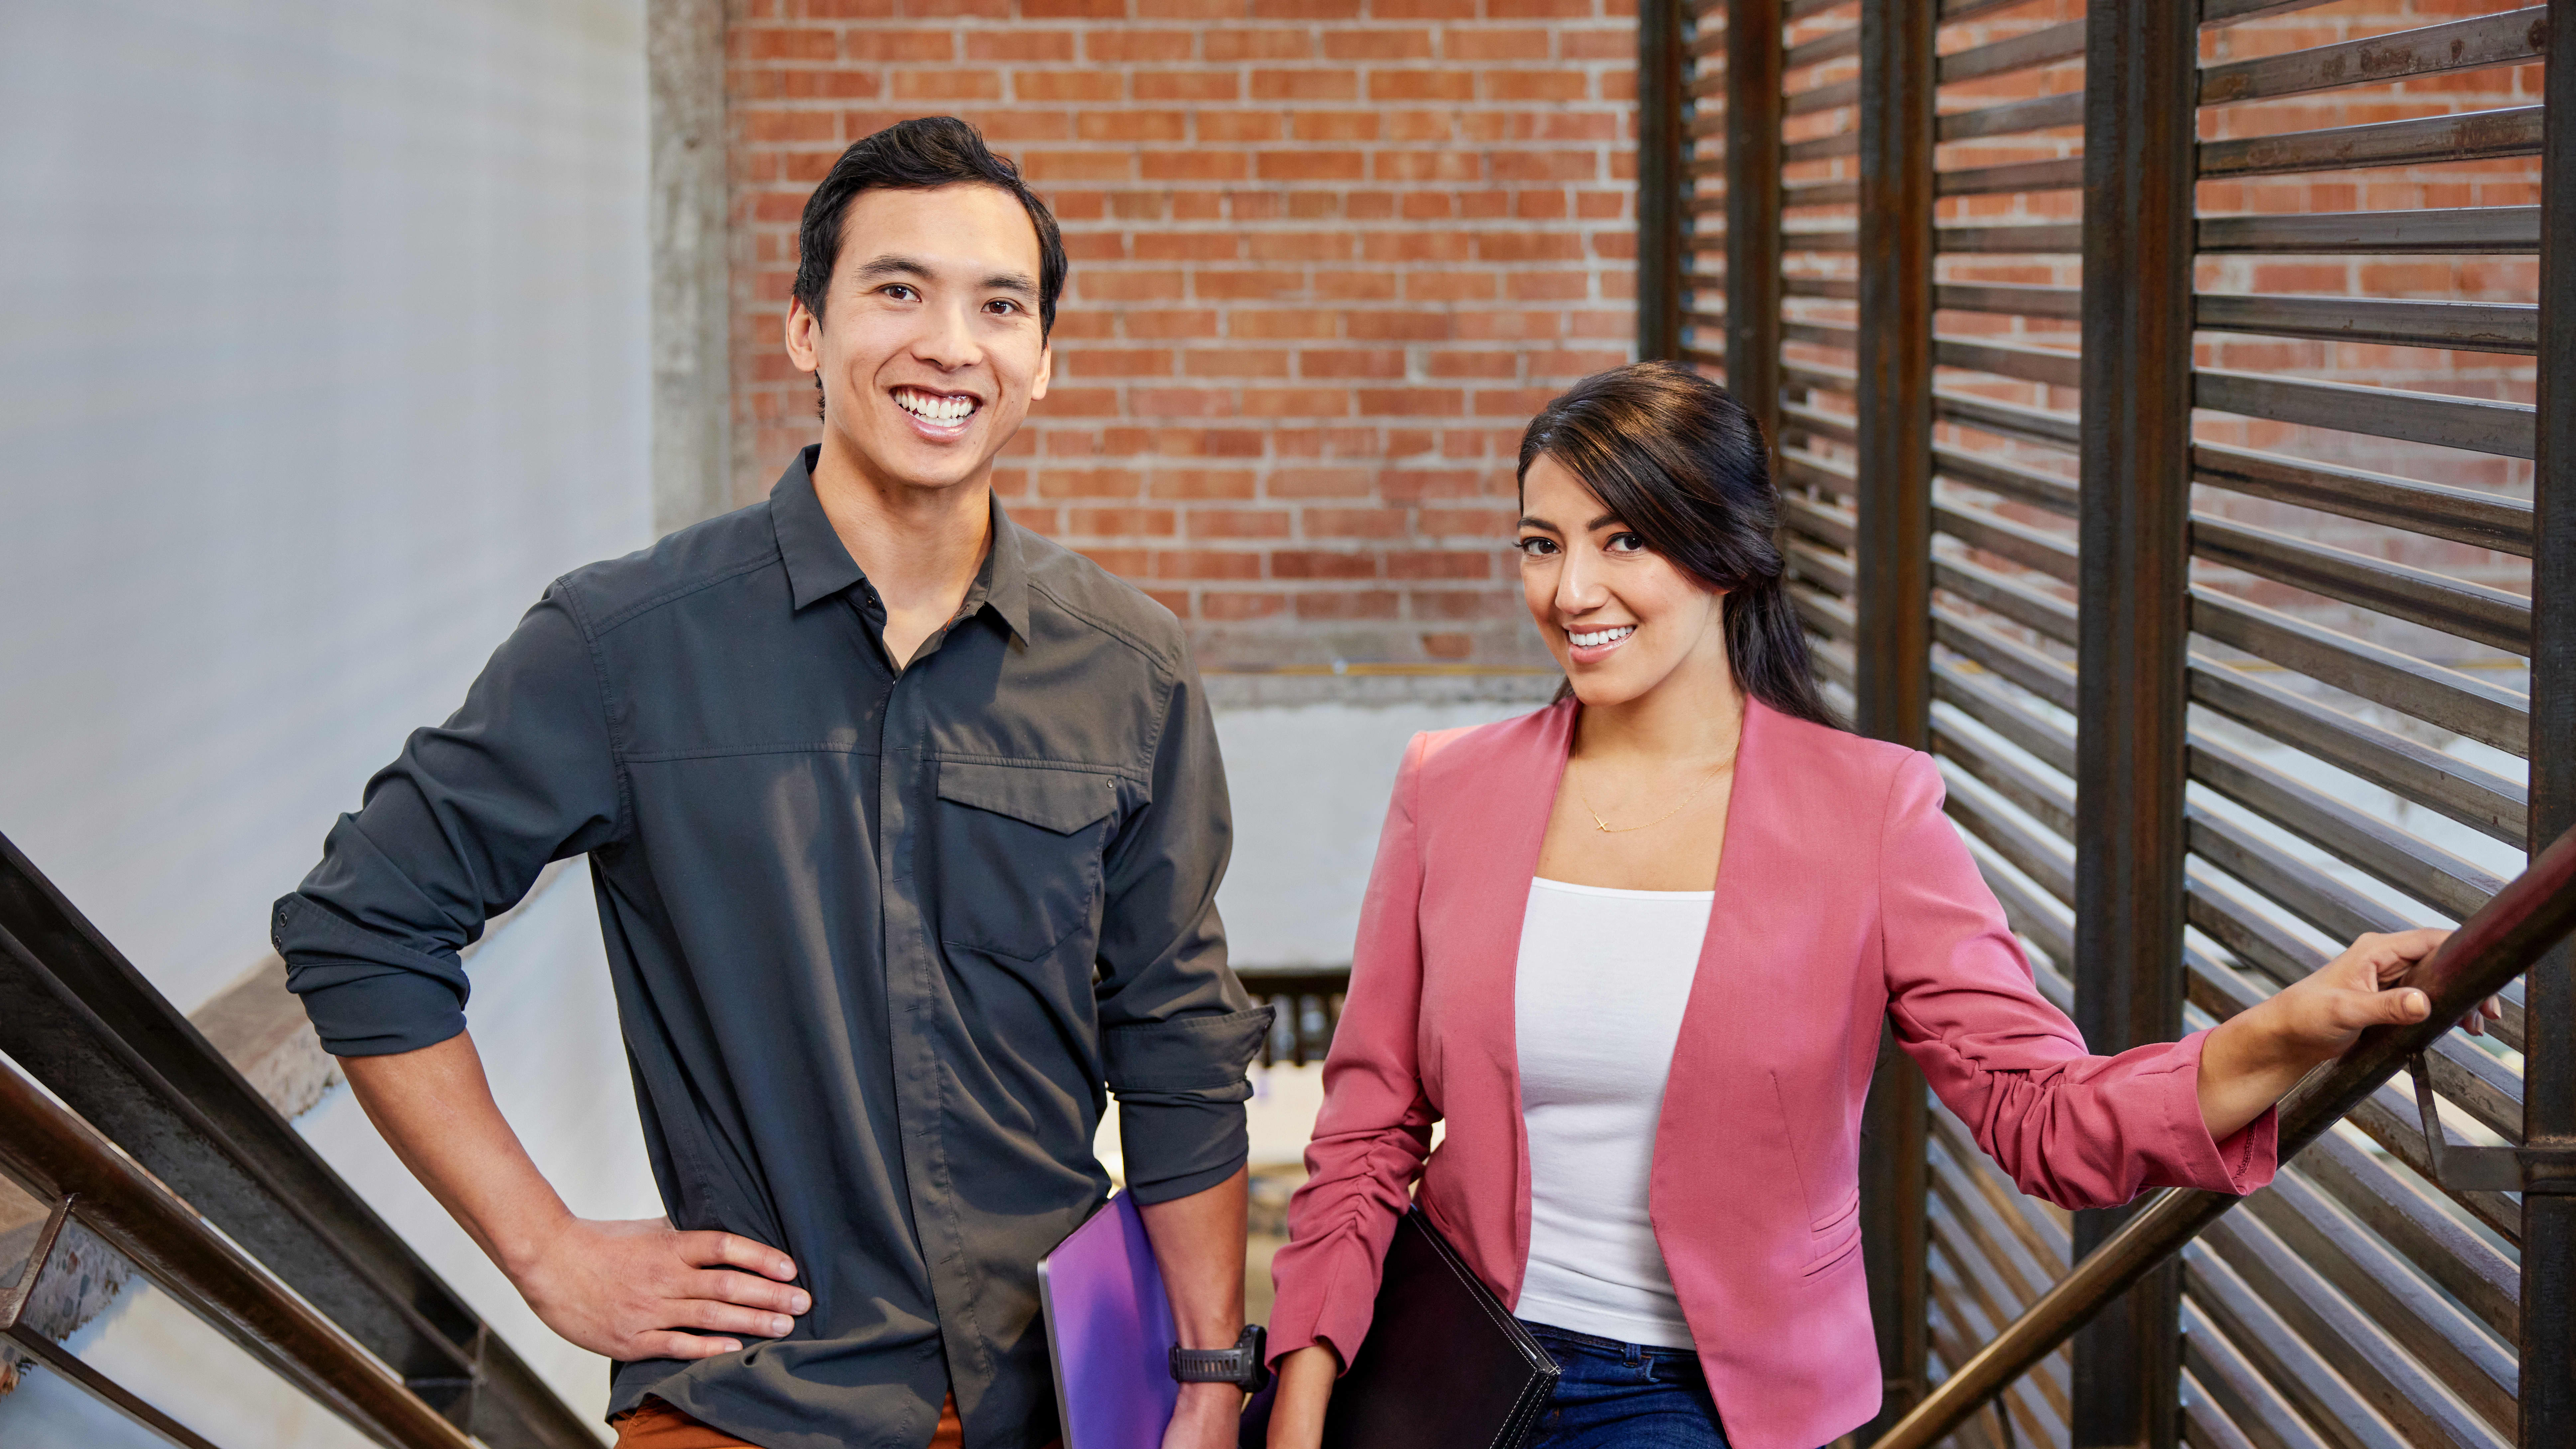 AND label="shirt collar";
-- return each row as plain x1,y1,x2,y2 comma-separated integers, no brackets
770,445,1032,644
